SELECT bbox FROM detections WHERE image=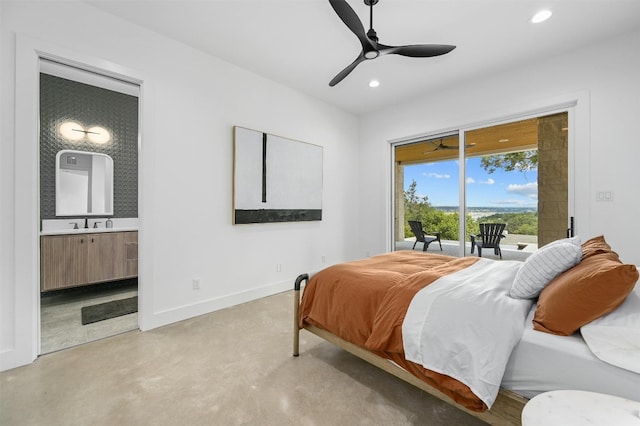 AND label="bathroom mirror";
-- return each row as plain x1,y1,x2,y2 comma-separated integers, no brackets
56,150,113,216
